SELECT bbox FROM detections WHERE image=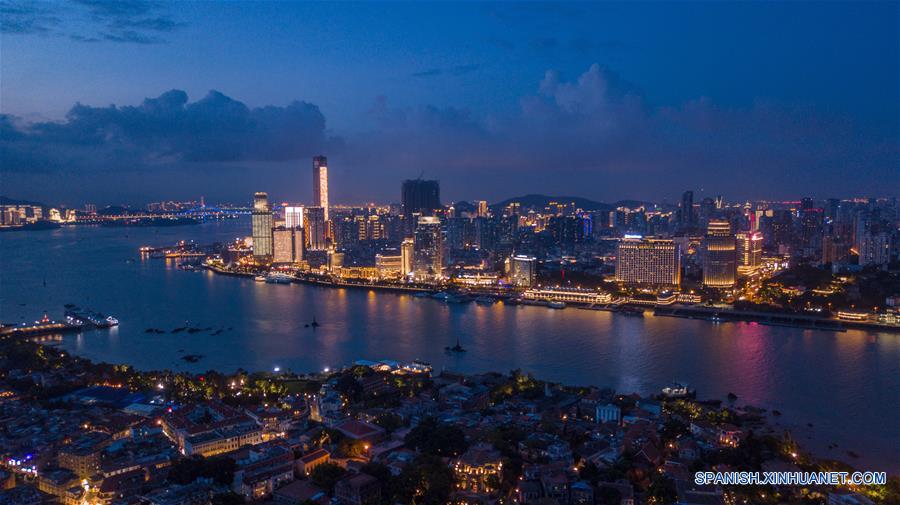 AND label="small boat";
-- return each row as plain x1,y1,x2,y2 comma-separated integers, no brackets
547,301,566,309
619,307,644,317
475,296,496,305
254,275,267,282
310,316,320,328
413,291,431,298
431,291,451,301
662,382,695,398
445,335,467,353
